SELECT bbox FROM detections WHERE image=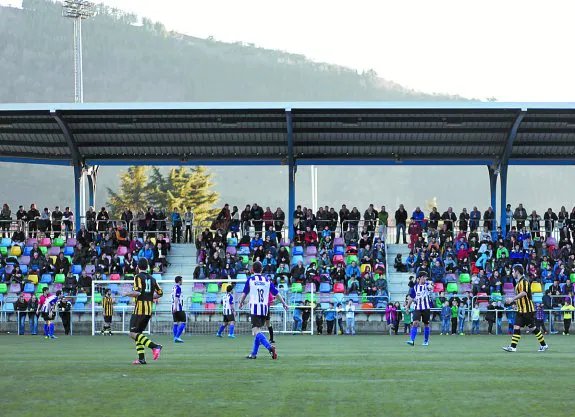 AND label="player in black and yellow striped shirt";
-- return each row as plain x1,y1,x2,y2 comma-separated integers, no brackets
124,258,164,365
101,289,114,336
503,265,549,352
